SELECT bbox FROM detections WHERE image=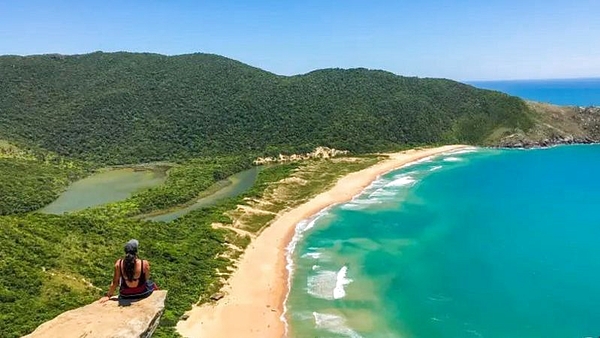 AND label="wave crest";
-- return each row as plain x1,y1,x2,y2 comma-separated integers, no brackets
312,312,363,338
333,266,352,299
